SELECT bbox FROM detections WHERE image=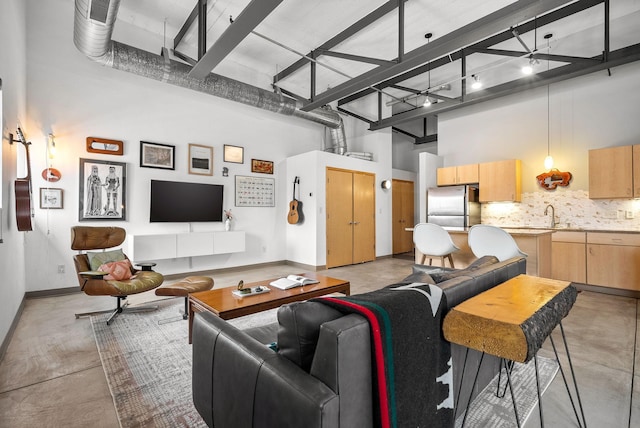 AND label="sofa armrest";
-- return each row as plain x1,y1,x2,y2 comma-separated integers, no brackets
310,314,374,428
192,311,339,428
